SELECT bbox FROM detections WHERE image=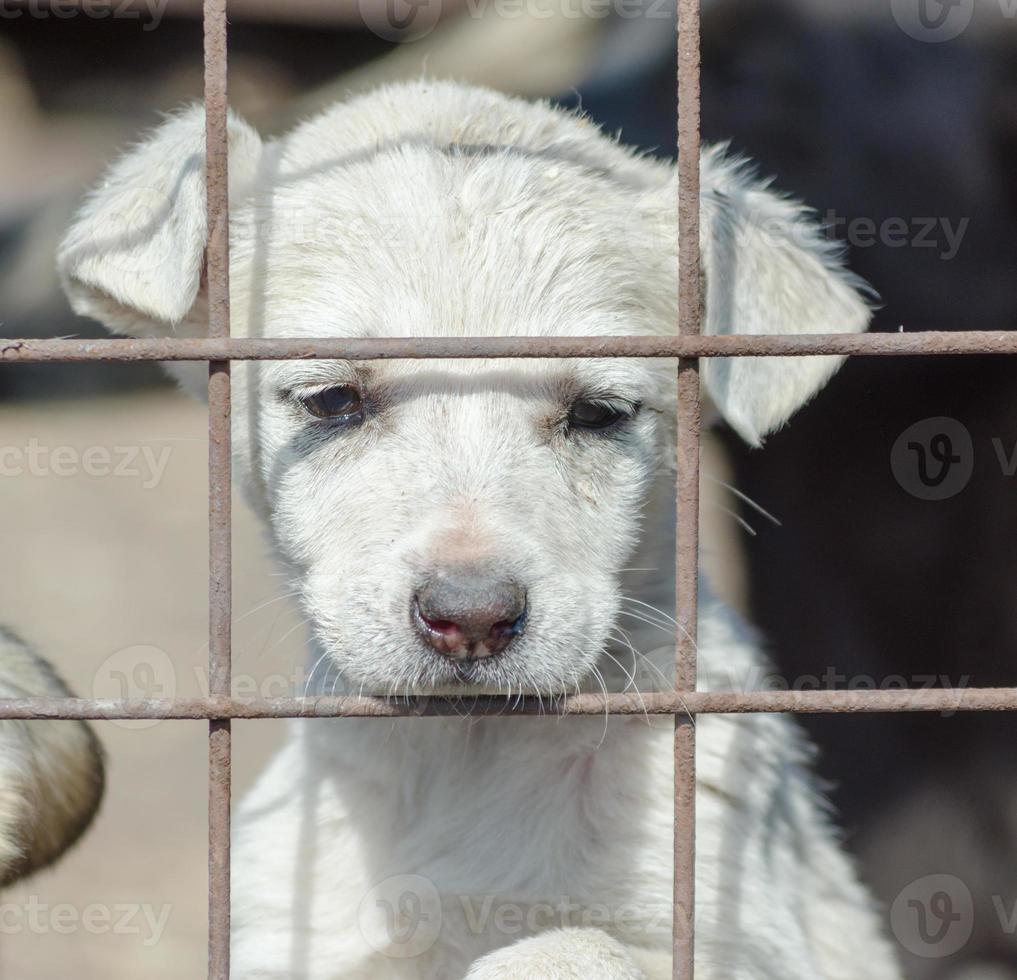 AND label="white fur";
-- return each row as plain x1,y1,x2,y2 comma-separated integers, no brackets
58,81,899,978
0,629,104,885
